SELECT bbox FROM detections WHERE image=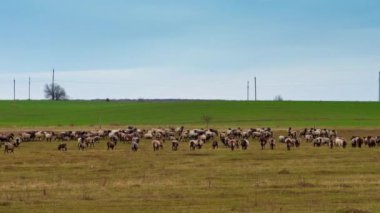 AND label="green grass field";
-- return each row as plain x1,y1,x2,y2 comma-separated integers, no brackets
1,100,380,212
1,100,380,128
0,131,379,213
